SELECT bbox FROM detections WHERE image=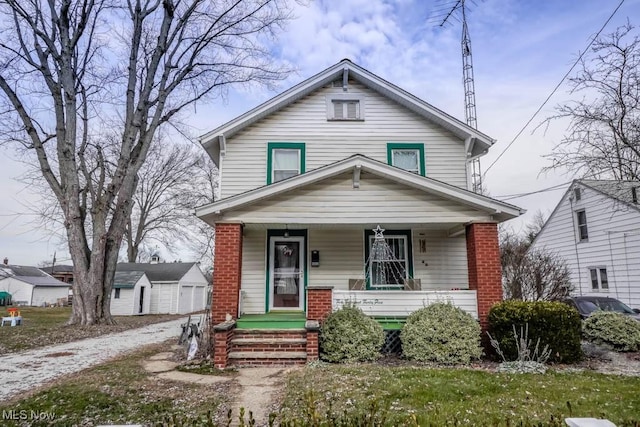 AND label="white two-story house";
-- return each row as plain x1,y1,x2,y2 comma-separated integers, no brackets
530,180,640,309
195,59,523,367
